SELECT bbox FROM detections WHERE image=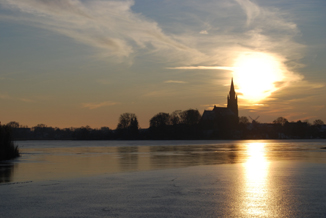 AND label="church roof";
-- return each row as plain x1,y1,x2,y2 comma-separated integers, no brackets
202,110,216,120
213,107,235,116
202,106,235,121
